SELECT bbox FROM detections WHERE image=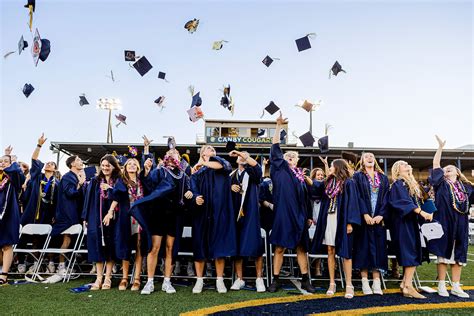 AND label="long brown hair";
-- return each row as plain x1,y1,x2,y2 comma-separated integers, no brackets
98,154,122,181
358,152,384,174
328,159,352,183
122,158,141,186
310,168,325,180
